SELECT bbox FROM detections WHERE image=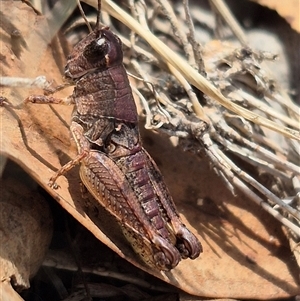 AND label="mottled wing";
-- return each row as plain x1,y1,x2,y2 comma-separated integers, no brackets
79,150,181,270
